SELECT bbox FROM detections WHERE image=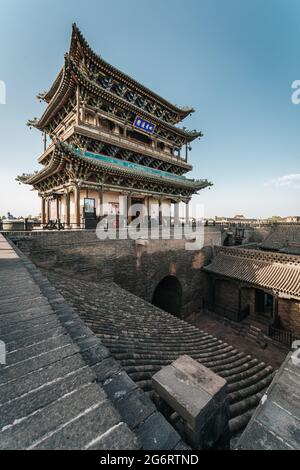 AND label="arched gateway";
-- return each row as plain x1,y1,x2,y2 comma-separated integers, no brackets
152,275,182,318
